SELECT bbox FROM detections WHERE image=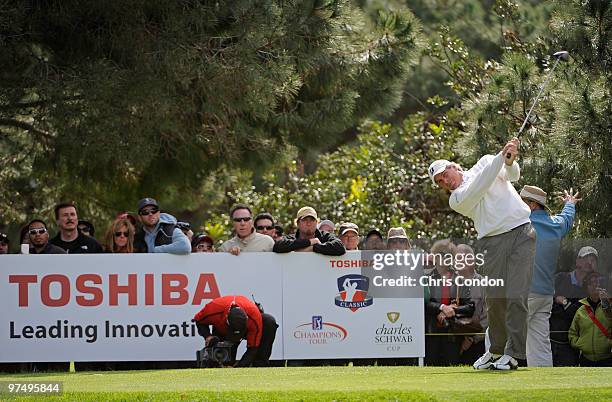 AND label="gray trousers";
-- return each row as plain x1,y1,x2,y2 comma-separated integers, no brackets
477,223,536,359
527,293,553,366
